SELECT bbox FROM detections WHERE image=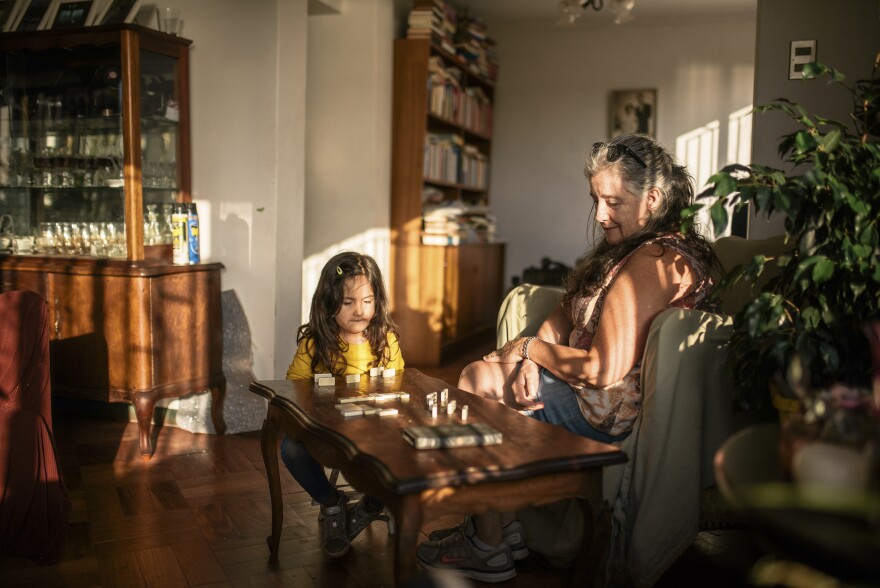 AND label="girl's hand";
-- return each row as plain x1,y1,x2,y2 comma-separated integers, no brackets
512,359,544,410
483,337,528,363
